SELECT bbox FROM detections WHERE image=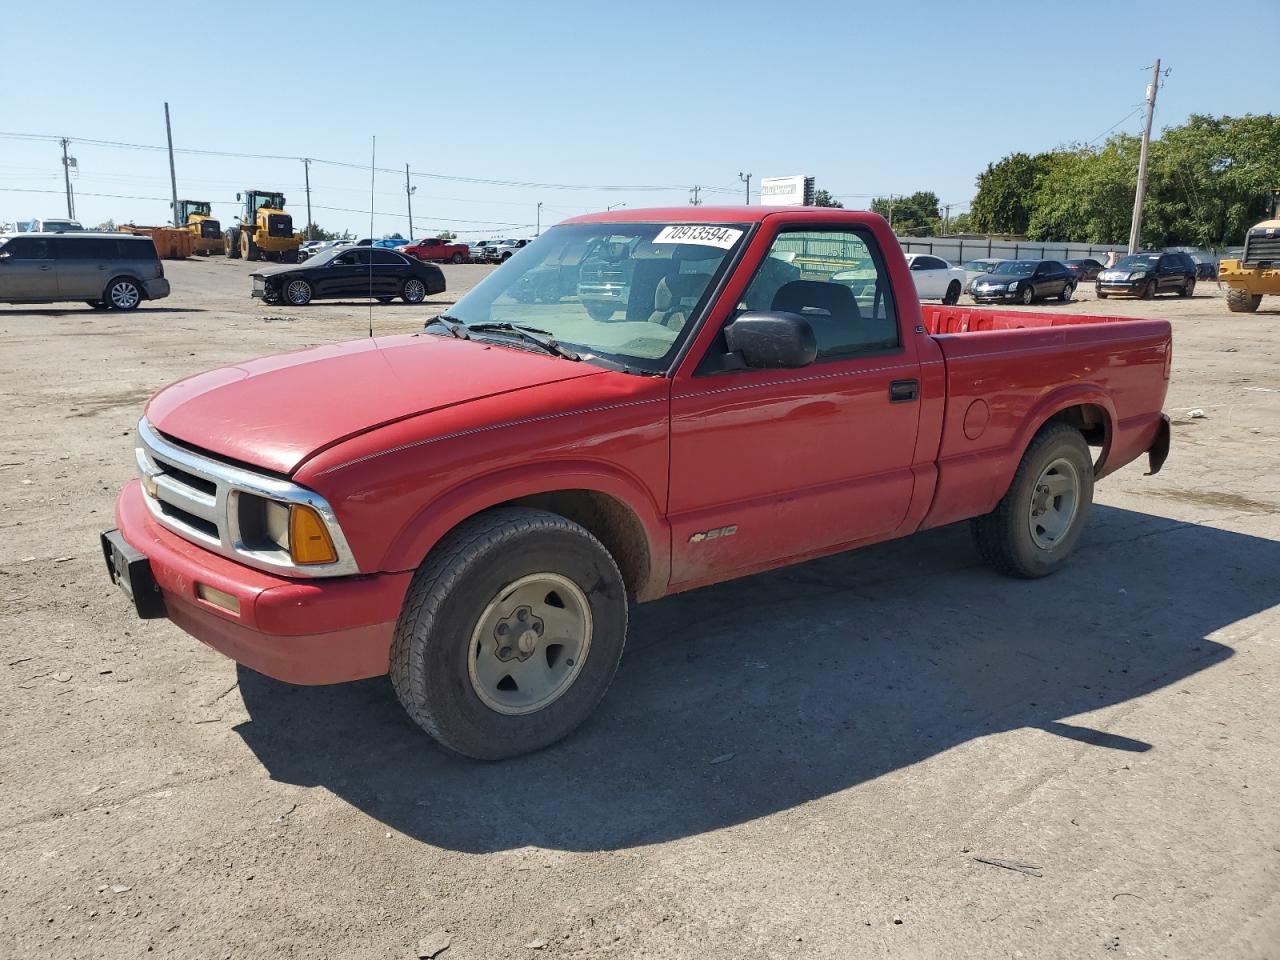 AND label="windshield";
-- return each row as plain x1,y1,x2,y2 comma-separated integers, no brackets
963,260,997,273
995,260,1038,276
1115,254,1159,271
440,221,749,373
